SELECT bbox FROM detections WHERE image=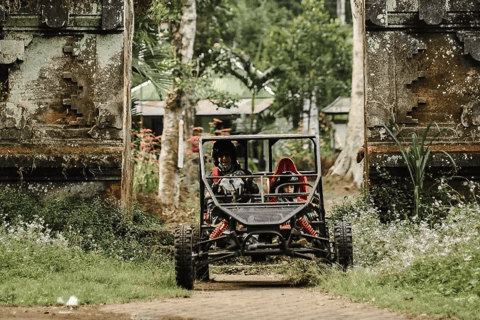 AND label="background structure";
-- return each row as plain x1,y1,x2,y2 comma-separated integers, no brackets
365,0,480,189
0,0,133,205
